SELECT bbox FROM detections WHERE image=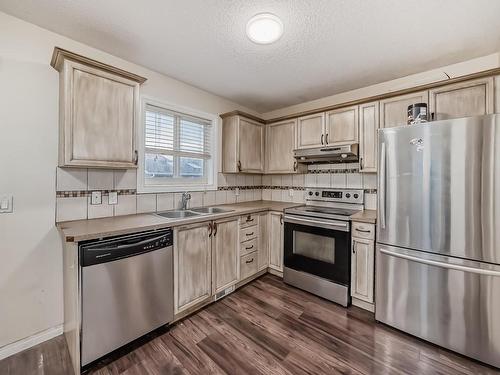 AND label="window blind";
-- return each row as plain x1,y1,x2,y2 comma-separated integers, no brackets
145,105,212,158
